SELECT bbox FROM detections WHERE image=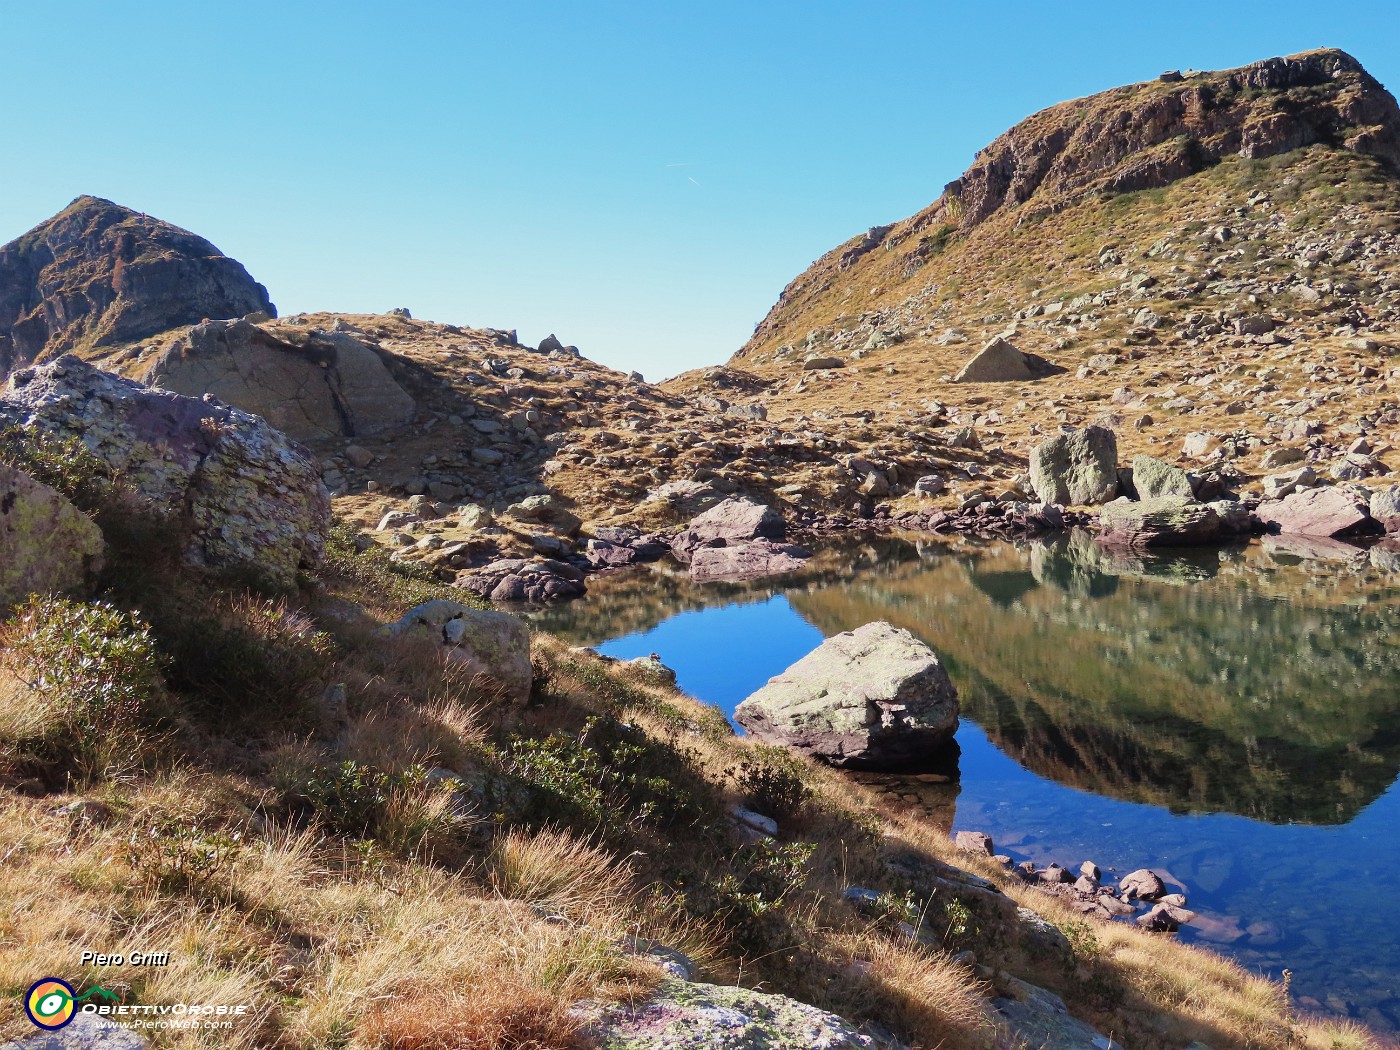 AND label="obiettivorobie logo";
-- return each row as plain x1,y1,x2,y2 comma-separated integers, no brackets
24,978,119,1030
